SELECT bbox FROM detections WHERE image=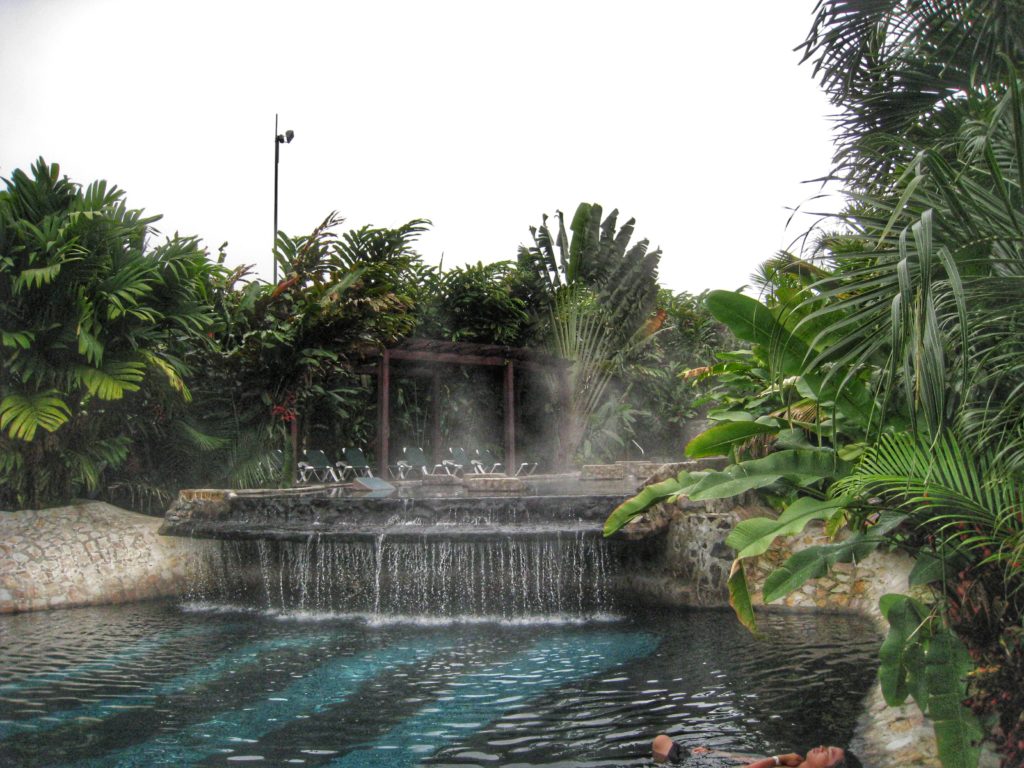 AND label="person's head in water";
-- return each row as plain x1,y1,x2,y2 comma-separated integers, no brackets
652,734,681,763
803,746,845,767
